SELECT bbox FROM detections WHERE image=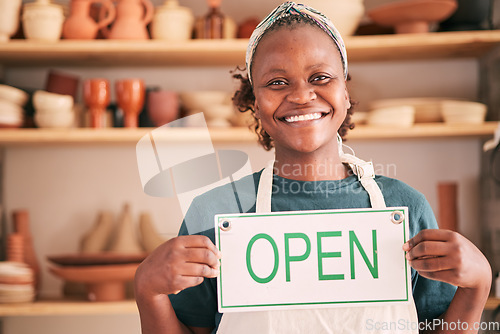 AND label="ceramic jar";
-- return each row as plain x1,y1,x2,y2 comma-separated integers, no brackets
63,0,116,39
105,0,154,39
151,0,194,41
0,0,22,42
23,0,64,42
303,0,365,36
